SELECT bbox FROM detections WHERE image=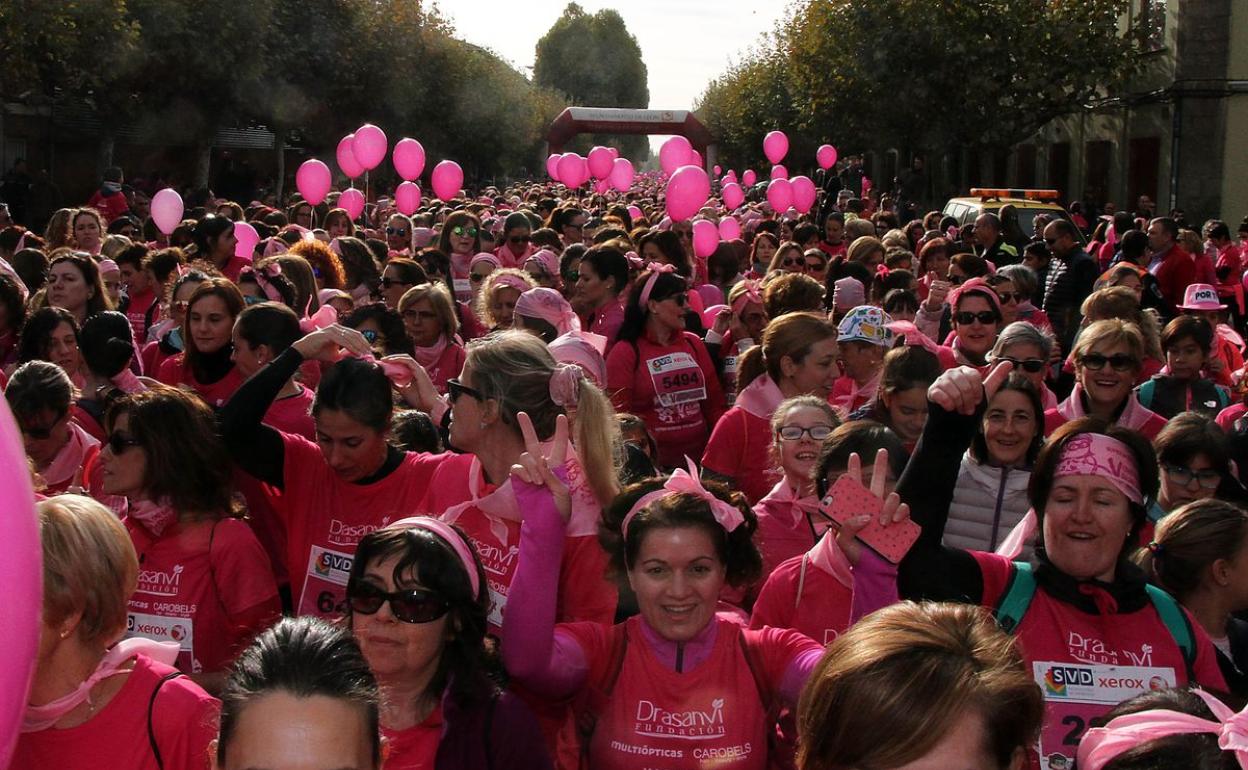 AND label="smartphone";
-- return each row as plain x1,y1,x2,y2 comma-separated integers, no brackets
819,475,921,564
